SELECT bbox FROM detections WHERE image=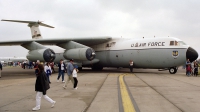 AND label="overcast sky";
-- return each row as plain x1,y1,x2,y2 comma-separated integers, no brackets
0,0,200,58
